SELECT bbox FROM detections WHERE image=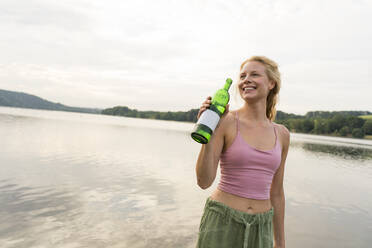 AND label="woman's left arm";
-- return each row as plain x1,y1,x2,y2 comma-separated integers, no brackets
270,124,290,248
